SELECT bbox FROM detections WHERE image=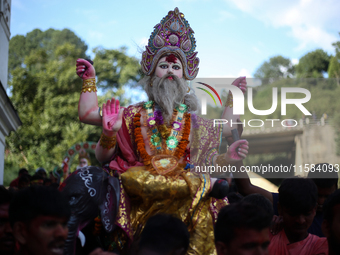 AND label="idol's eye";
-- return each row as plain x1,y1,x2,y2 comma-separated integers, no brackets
172,65,181,70
159,64,168,69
